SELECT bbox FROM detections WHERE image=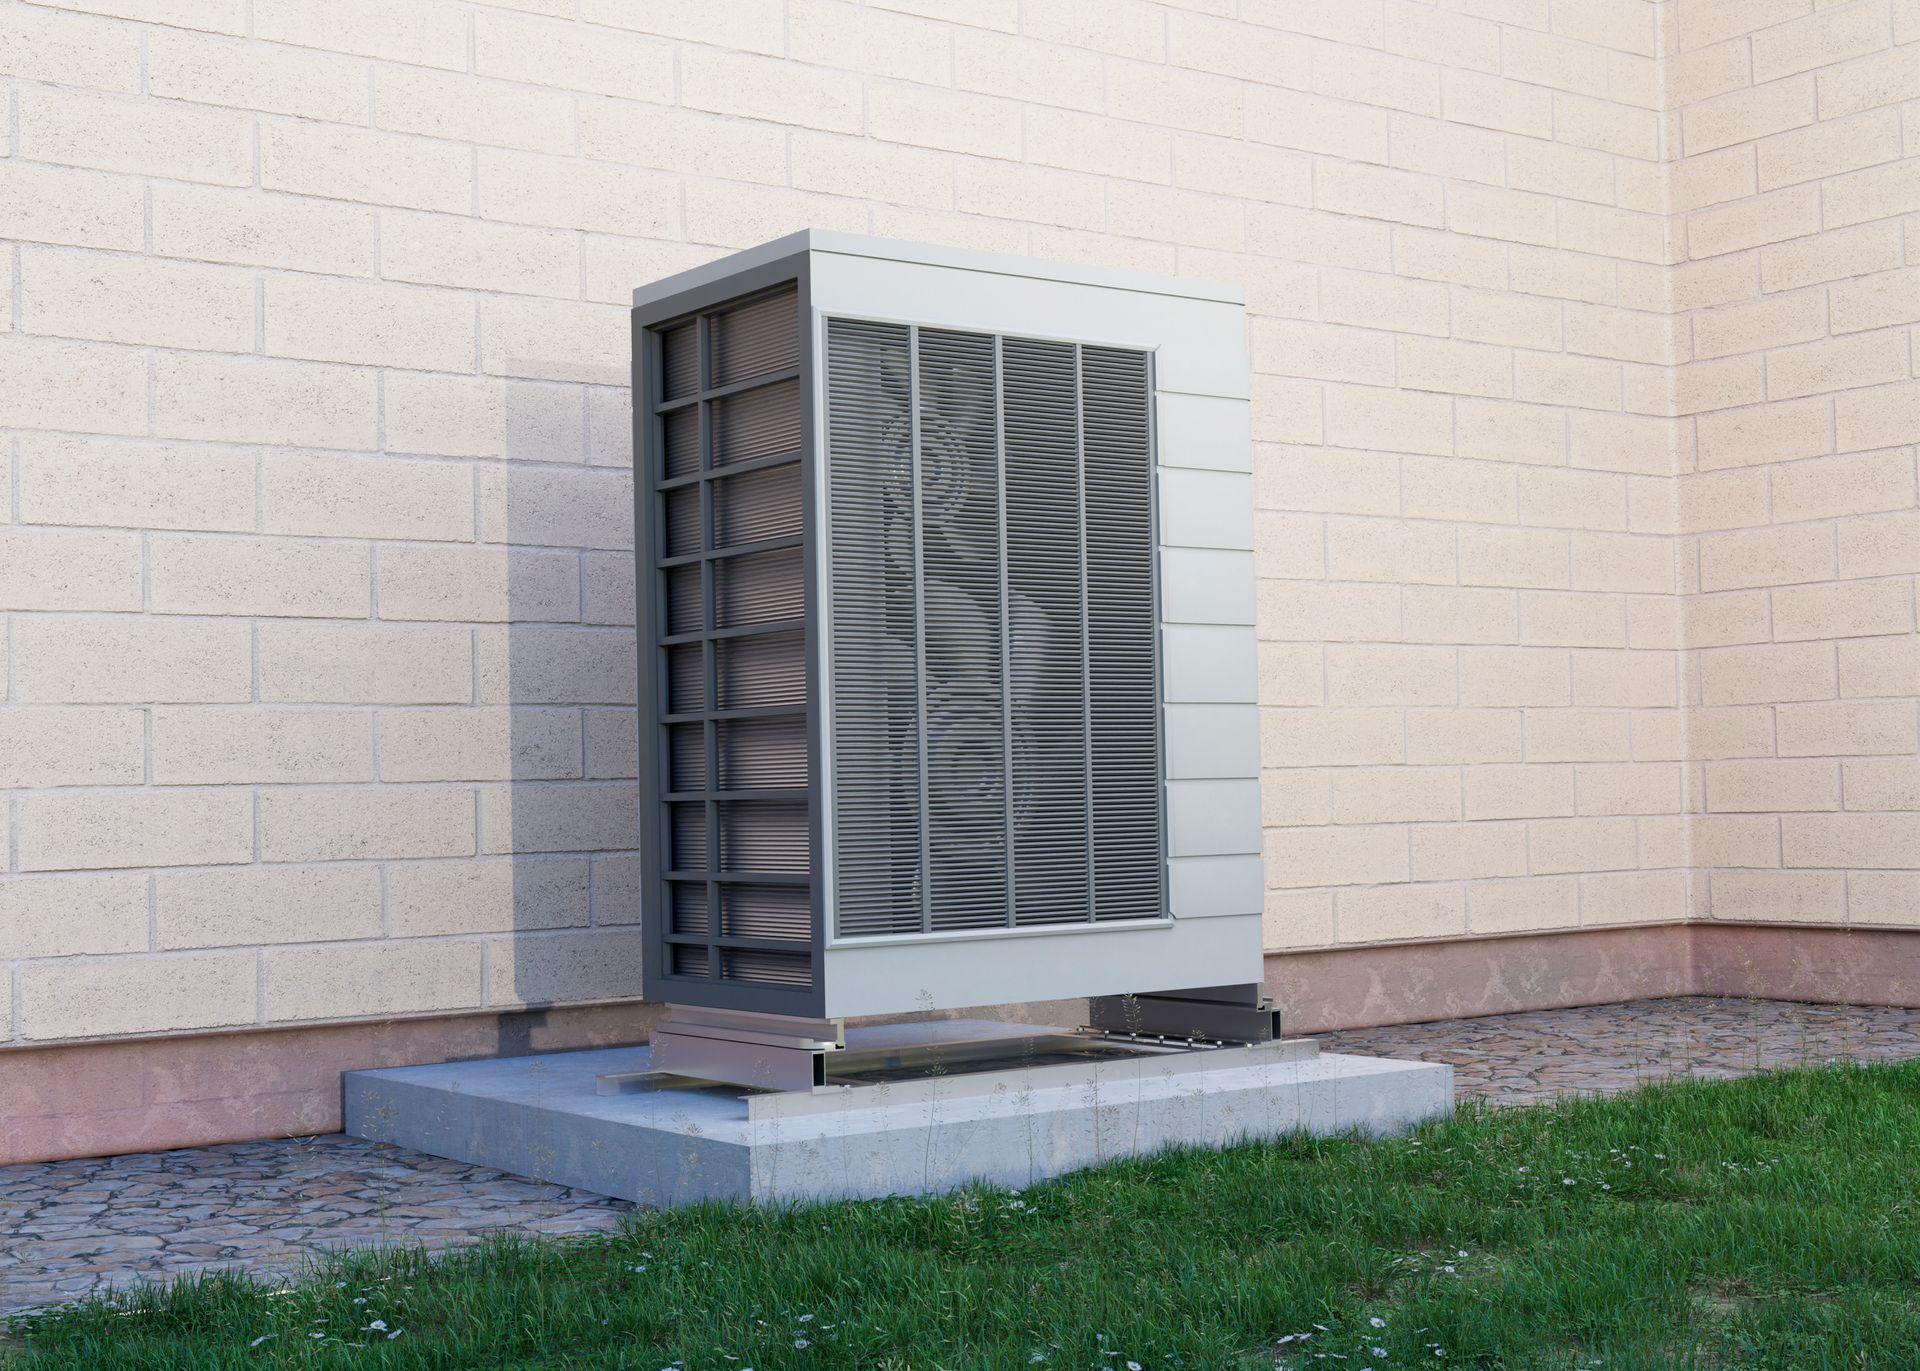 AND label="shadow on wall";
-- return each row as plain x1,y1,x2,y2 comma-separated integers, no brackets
494,375,648,1054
